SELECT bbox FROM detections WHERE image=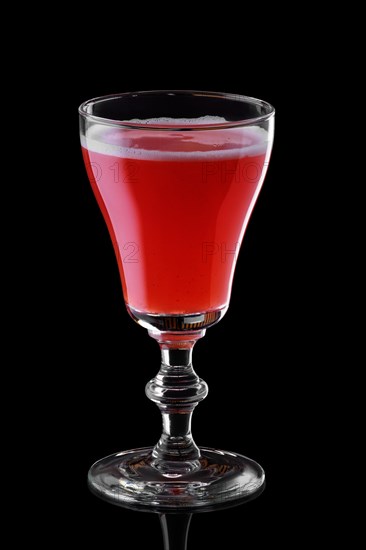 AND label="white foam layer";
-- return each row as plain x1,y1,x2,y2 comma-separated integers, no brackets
126,116,227,125
81,117,270,160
